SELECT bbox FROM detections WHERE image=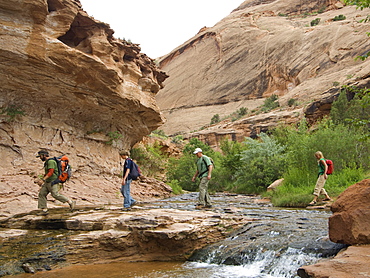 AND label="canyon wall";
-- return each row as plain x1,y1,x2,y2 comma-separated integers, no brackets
156,0,370,146
0,0,169,216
